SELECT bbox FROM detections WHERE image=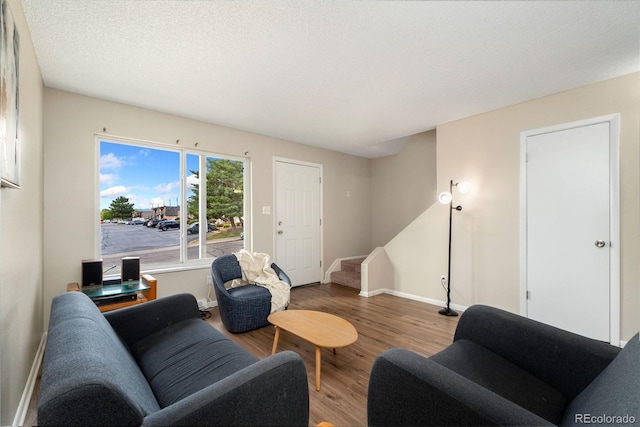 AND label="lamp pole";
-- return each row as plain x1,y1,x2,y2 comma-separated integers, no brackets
439,179,460,317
